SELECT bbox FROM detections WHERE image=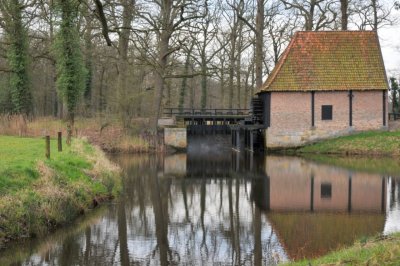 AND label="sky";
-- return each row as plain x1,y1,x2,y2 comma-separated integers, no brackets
380,8,400,77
